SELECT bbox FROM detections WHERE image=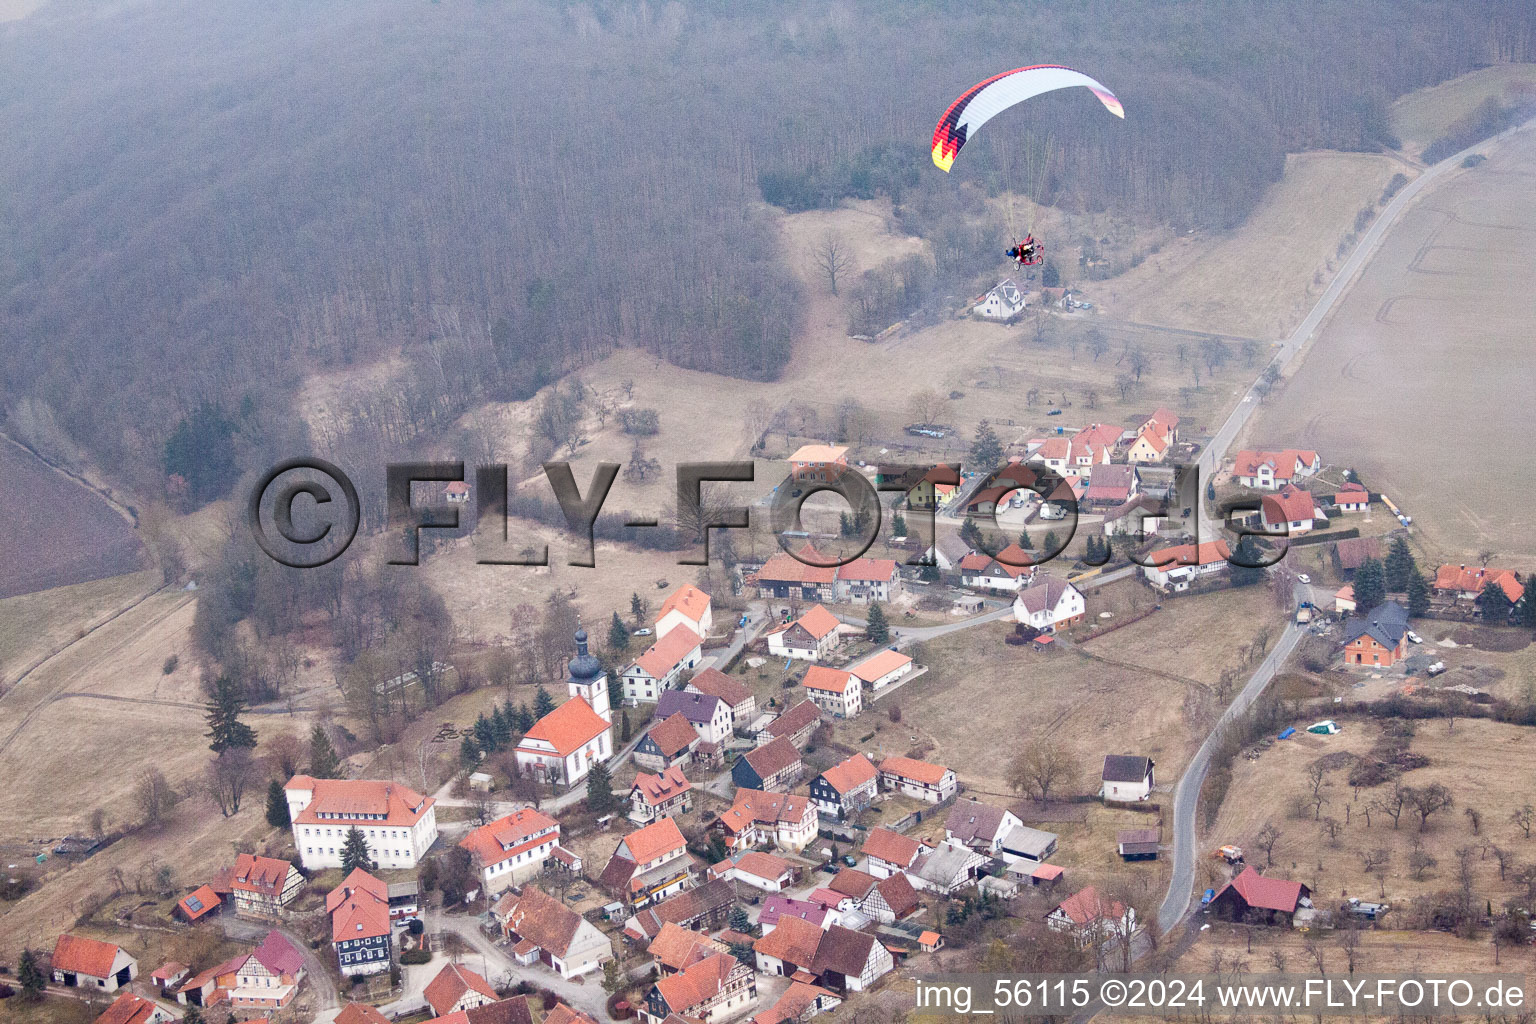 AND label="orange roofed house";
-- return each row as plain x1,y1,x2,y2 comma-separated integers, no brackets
95,992,174,1024
1046,886,1135,948
767,604,843,662
326,869,391,977
878,756,957,804
713,788,818,853
515,630,613,786
599,817,697,909
621,624,704,703
1141,540,1231,593
459,807,565,893
285,776,438,871
655,583,713,639
800,665,861,719
423,963,498,1017
787,444,849,483
229,853,304,919
1434,564,1524,605
750,546,900,606
1232,449,1321,490
808,754,878,820
493,885,614,980
629,765,694,825
51,934,138,992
